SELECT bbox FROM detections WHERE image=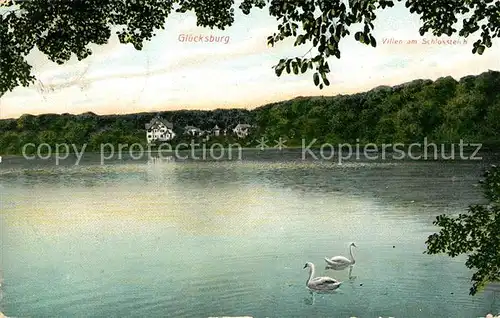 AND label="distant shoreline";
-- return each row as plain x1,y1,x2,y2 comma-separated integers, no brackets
1,144,498,161
2,144,500,155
